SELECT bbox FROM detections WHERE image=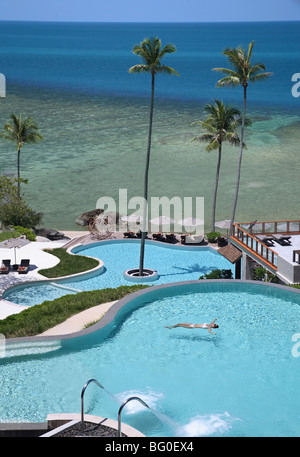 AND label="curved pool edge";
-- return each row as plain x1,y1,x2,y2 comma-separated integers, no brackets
4,279,300,347
0,254,105,304
0,238,214,306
